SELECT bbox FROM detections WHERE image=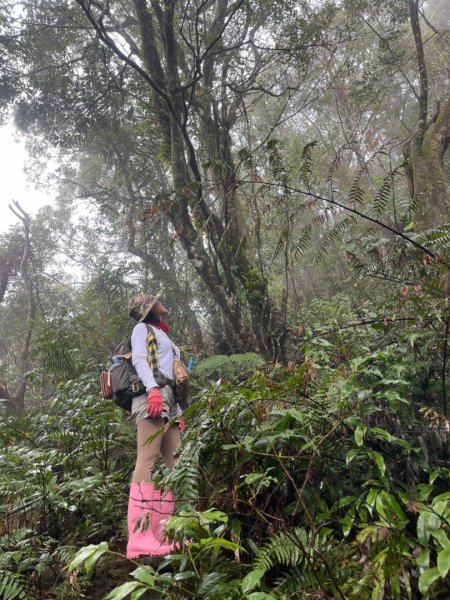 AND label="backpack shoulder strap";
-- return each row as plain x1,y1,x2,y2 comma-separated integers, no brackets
144,324,159,375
